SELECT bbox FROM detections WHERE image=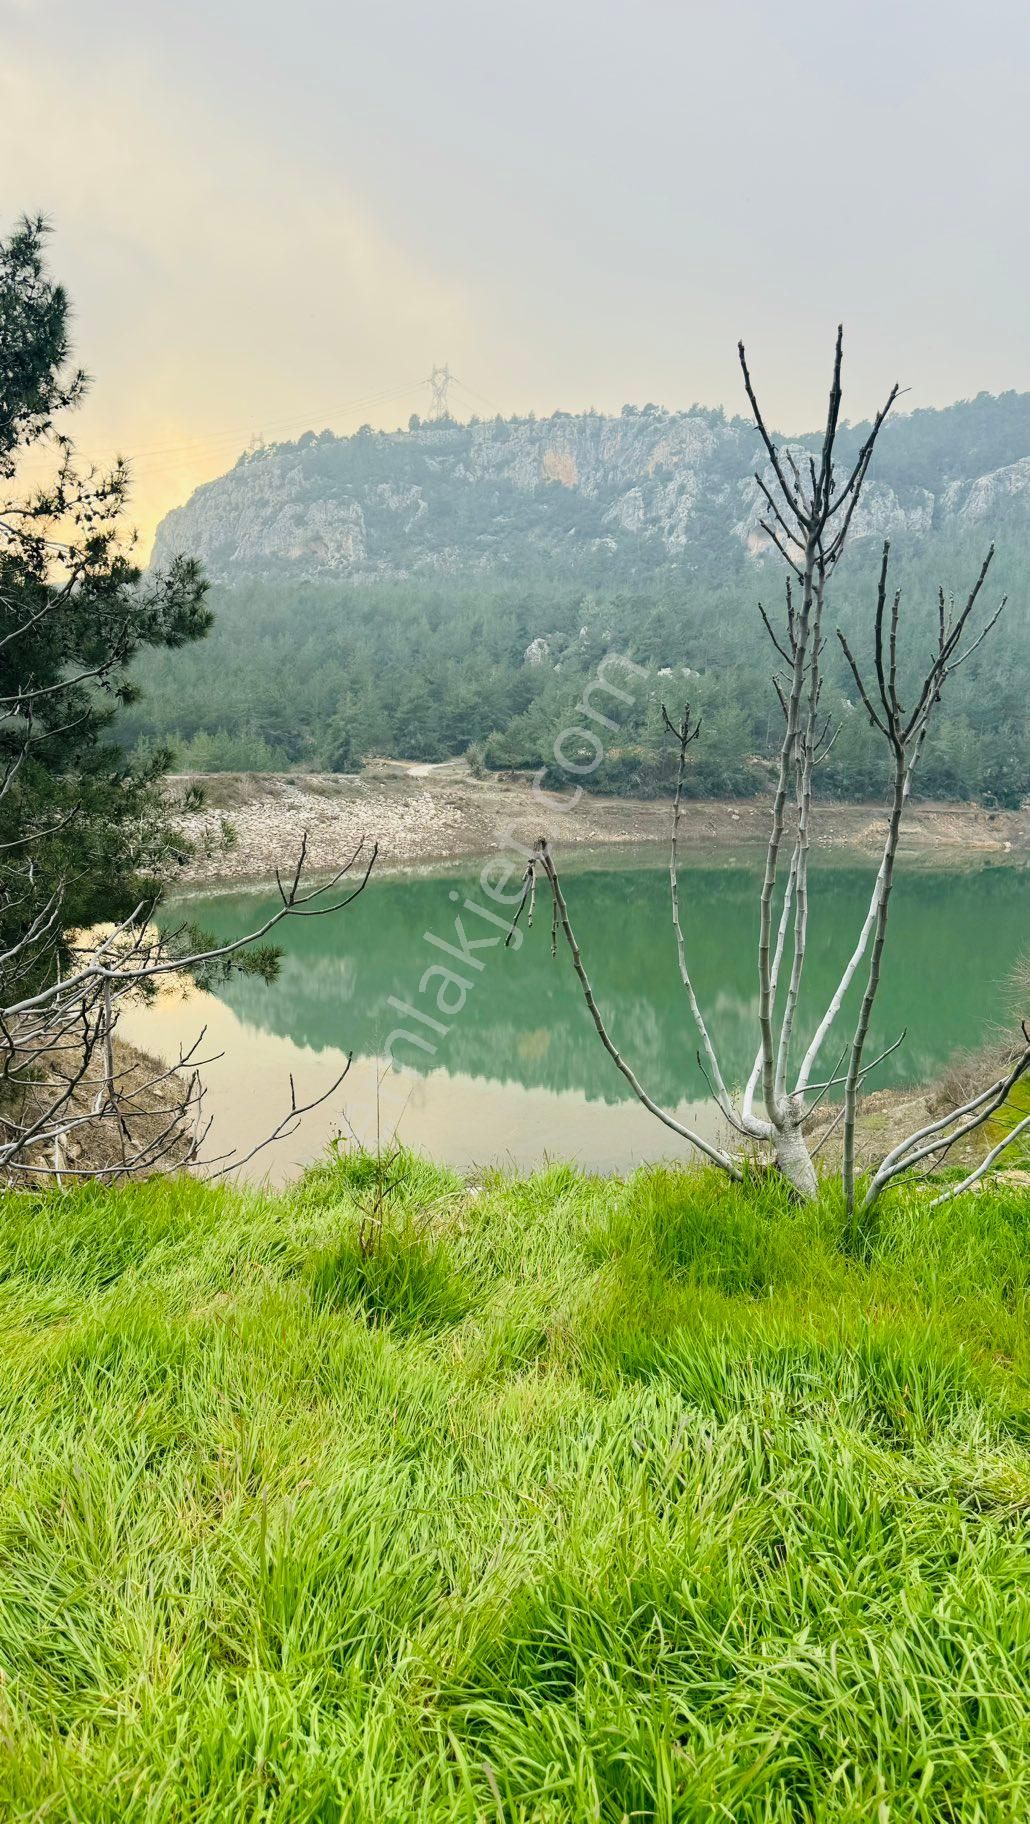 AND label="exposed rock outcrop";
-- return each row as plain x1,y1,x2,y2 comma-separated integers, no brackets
151,394,1030,583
